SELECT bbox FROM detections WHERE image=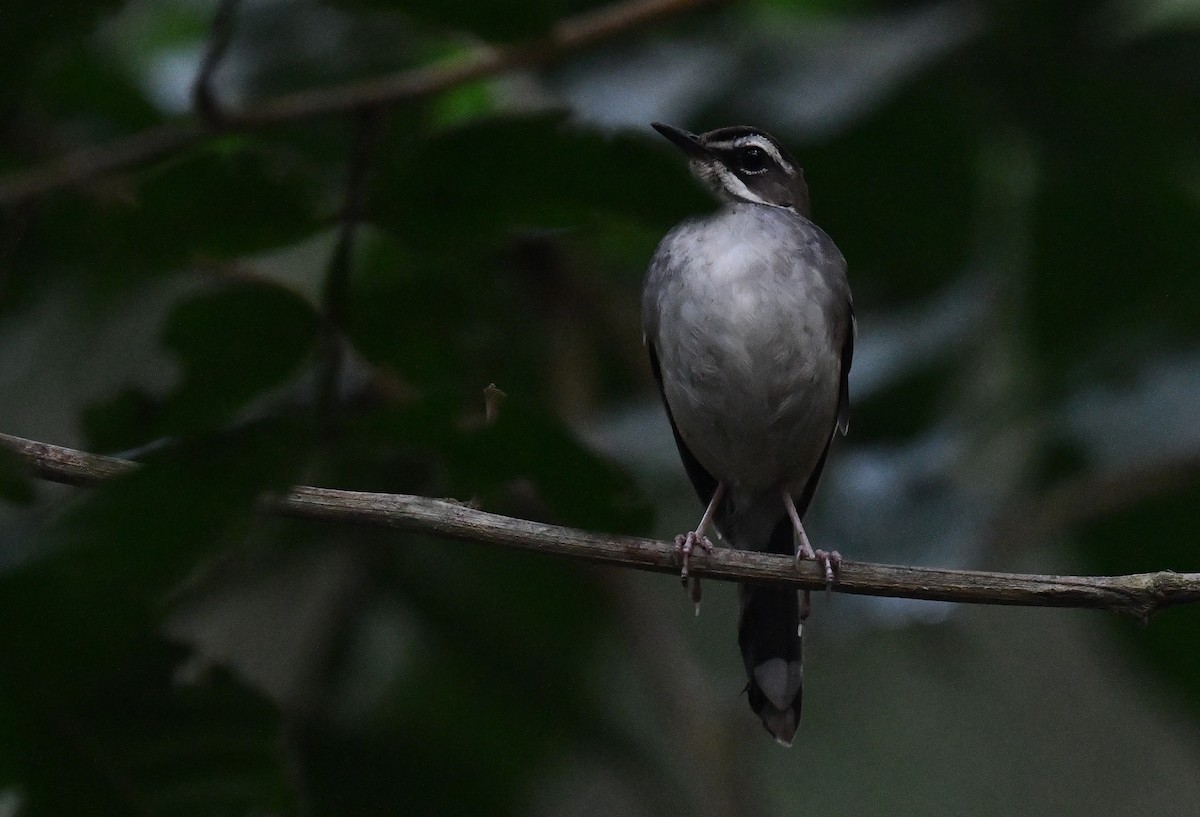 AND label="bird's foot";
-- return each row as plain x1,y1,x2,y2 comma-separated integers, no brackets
673,485,725,616
797,553,842,621
814,548,842,590
795,538,841,589
674,530,714,583
674,531,713,615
